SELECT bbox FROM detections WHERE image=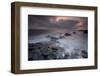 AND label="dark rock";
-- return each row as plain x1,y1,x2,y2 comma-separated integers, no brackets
51,47,58,51
64,33,71,36
83,30,88,34
77,30,88,34
73,32,76,34
28,41,65,60
47,53,57,59
81,50,88,58
70,52,80,59
63,53,70,59
40,47,52,55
